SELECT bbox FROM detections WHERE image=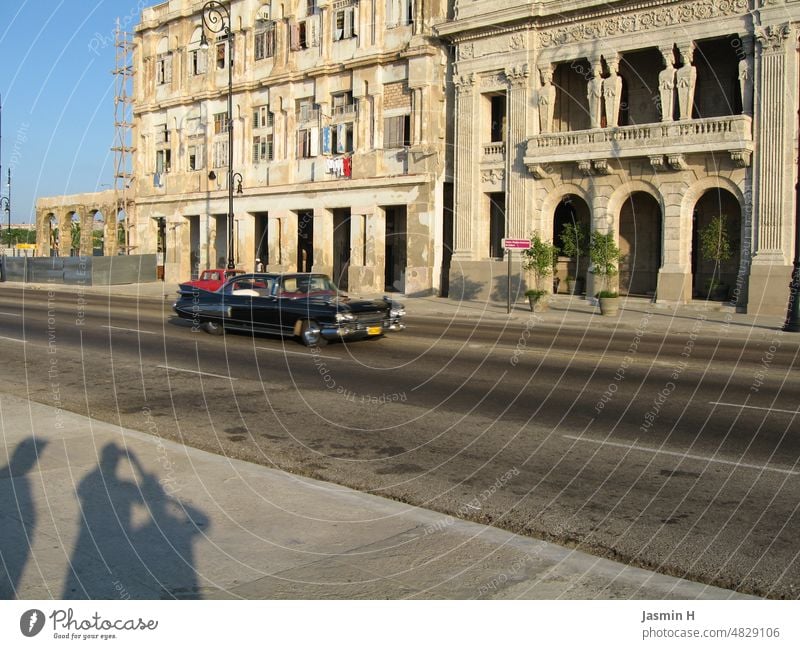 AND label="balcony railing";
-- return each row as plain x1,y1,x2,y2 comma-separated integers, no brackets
482,142,505,159
525,115,752,165
332,103,358,119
